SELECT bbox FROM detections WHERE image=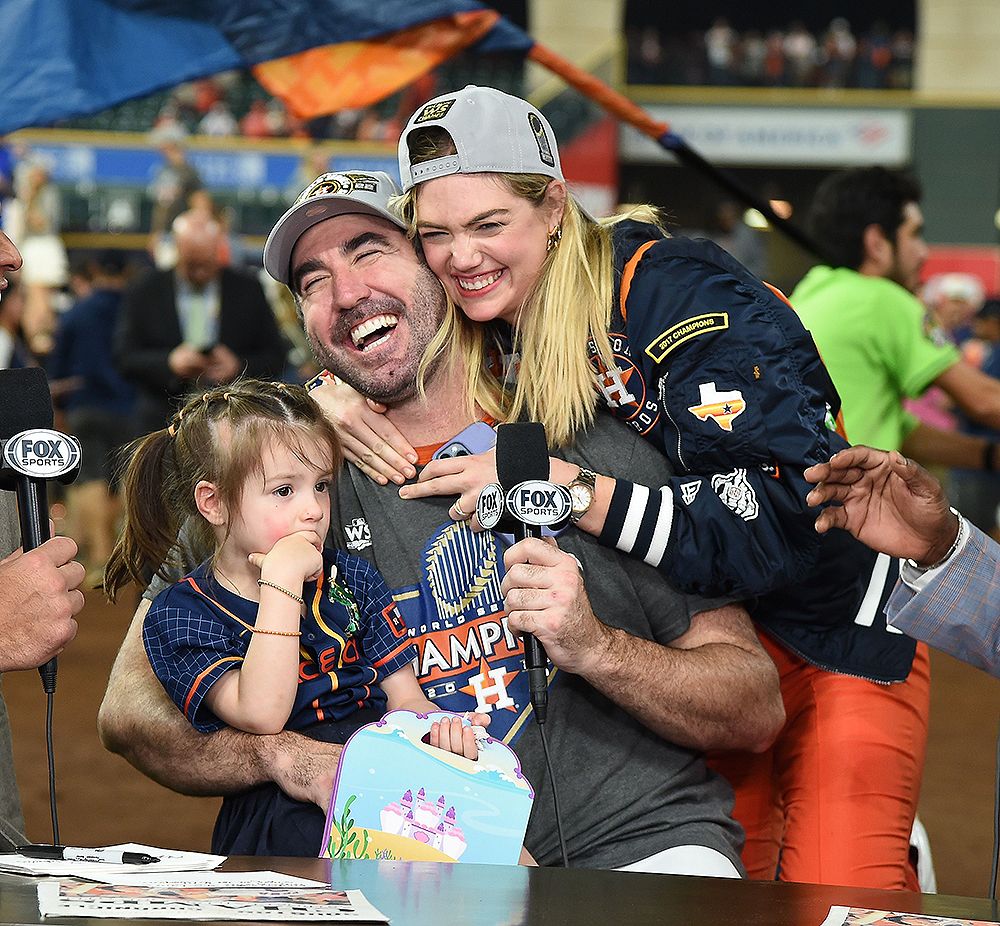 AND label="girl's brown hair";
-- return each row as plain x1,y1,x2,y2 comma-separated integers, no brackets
104,379,342,600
